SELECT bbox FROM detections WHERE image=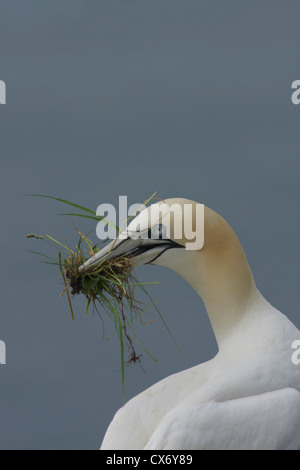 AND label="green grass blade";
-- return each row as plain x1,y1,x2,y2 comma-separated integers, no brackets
59,213,118,231
123,281,160,287
84,298,91,316
45,235,76,255
93,302,106,340
58,252,74,321
58,213,106,222
26,249,58,263
116,312,125,403
135,277,182,355
27,194,96,215
130,320,159,363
